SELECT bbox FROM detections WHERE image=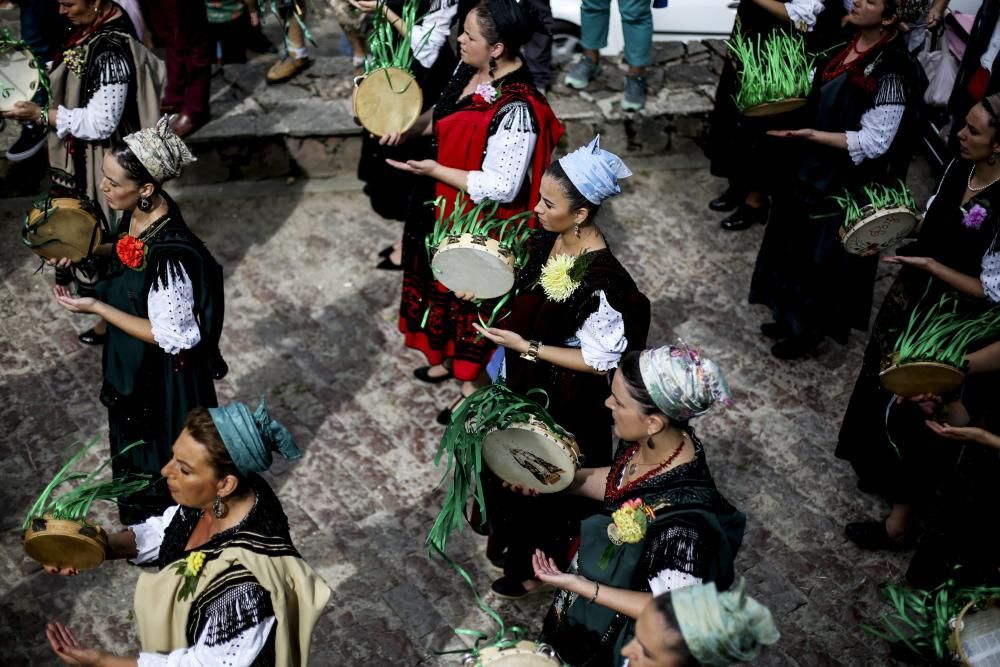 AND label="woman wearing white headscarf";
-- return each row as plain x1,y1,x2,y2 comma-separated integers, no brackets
51,118,227,524
530,344,747,667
